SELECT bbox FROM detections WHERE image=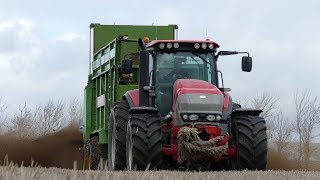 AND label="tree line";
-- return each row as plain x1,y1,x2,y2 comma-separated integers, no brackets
244,91,320,169
0,98,82,139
